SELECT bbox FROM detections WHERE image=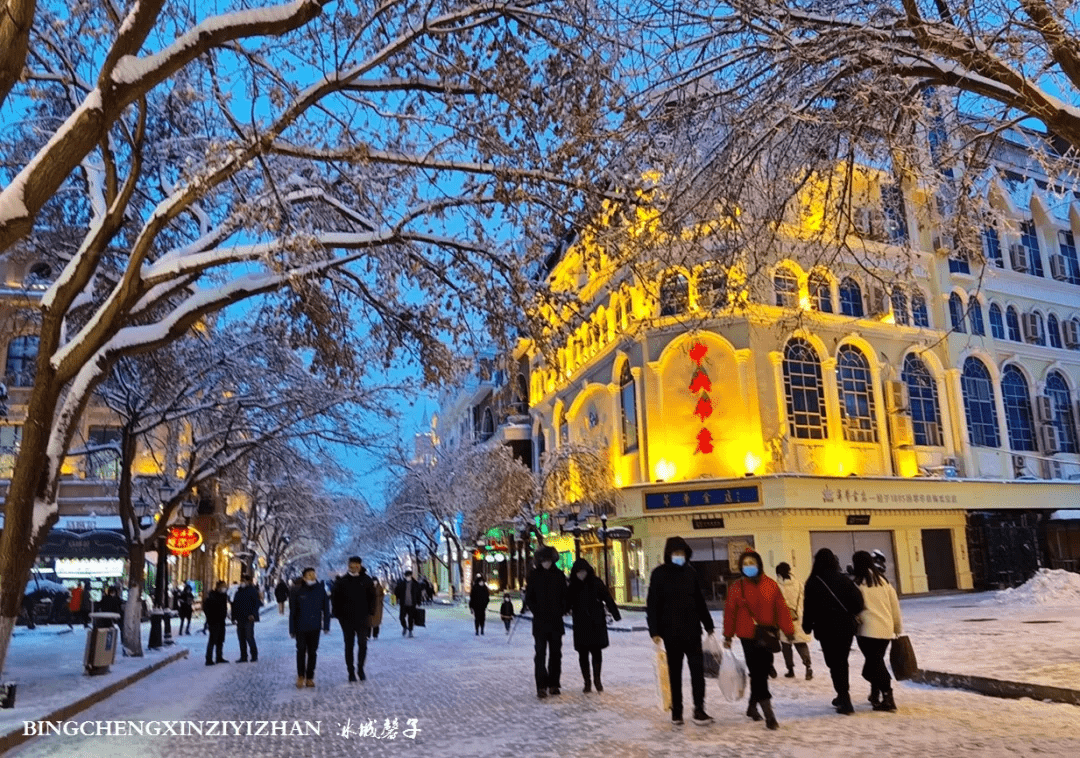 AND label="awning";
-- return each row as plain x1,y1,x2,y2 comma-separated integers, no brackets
38,529,128,559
